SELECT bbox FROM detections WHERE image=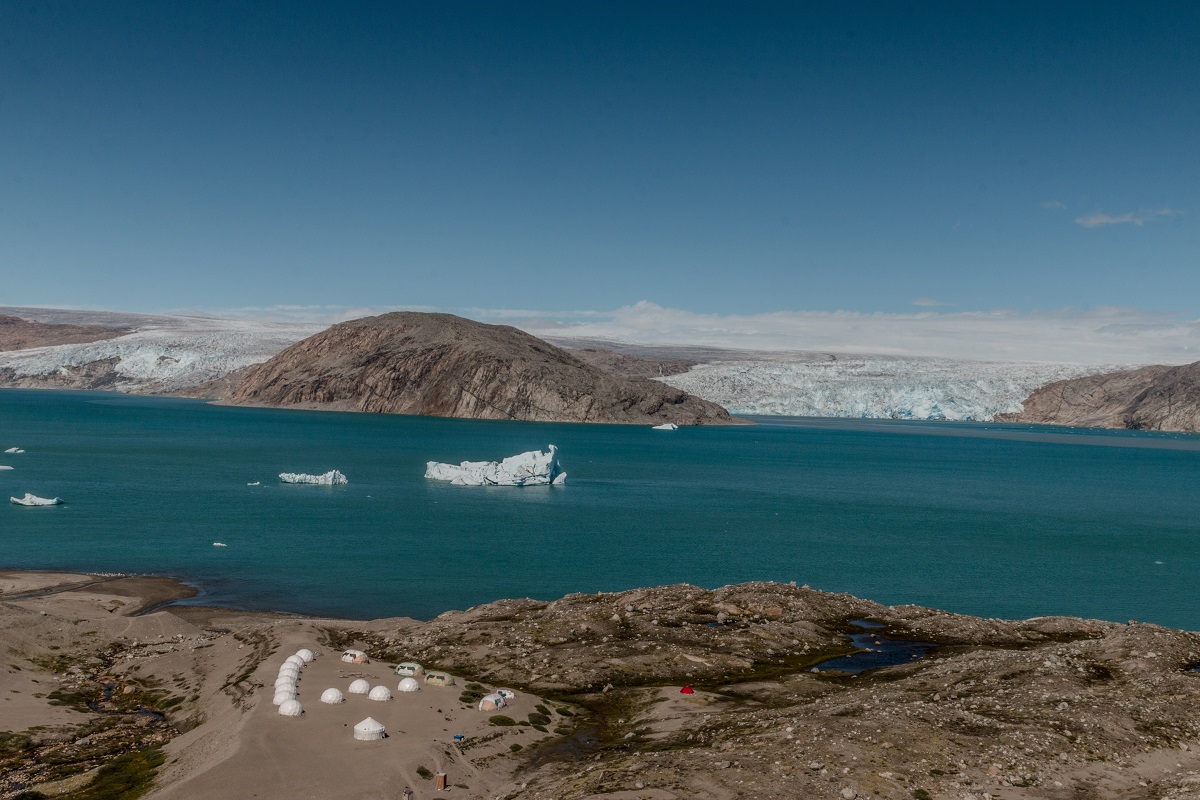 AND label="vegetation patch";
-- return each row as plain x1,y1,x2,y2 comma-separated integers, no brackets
489,715,517,727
